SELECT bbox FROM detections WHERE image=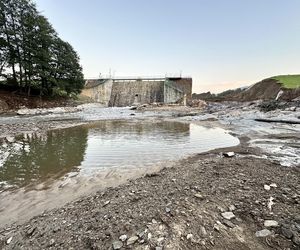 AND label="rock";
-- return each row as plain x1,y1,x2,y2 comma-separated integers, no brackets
26,226,36,236
229,205,236,211
119,234,127,242
223,152,235,157
165,207,171,213
264,220,279,227
127,236,138,245
255,229,272,237
269,183,277,188
200,226,207,236
49,239,55,246
264,185,271,191
221,212,235,220
155,247,163,250
6,236,12,245
223,220,235,228
186,234,193,240
194,193,204,199
267,197,275,212
112,241,123,249
281,227,293,239
147,233,152,240
103,200,110,207
157,237,164,243
292,234,300,246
